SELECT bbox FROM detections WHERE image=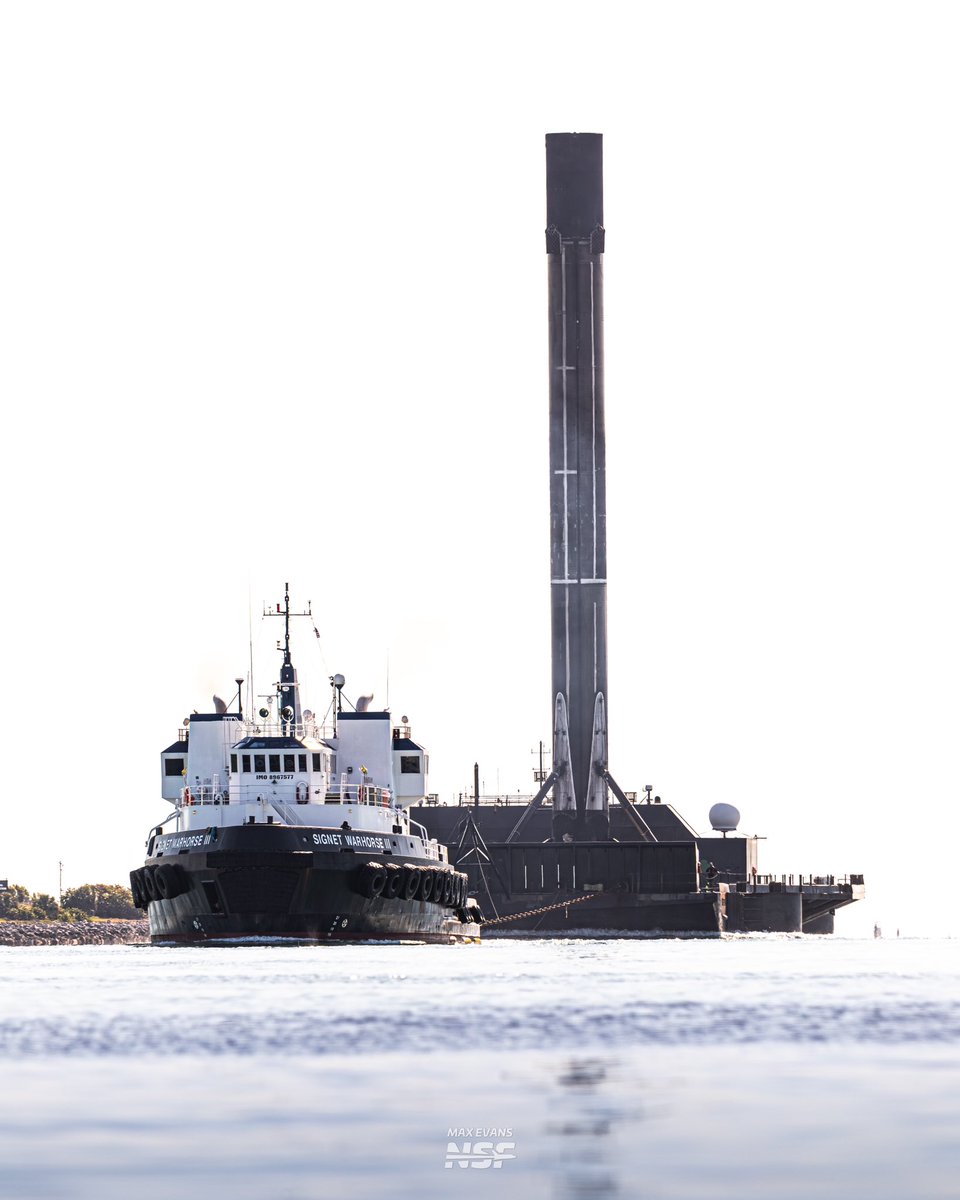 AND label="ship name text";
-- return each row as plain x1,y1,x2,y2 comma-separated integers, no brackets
155,832,212,852
312,832,387,850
